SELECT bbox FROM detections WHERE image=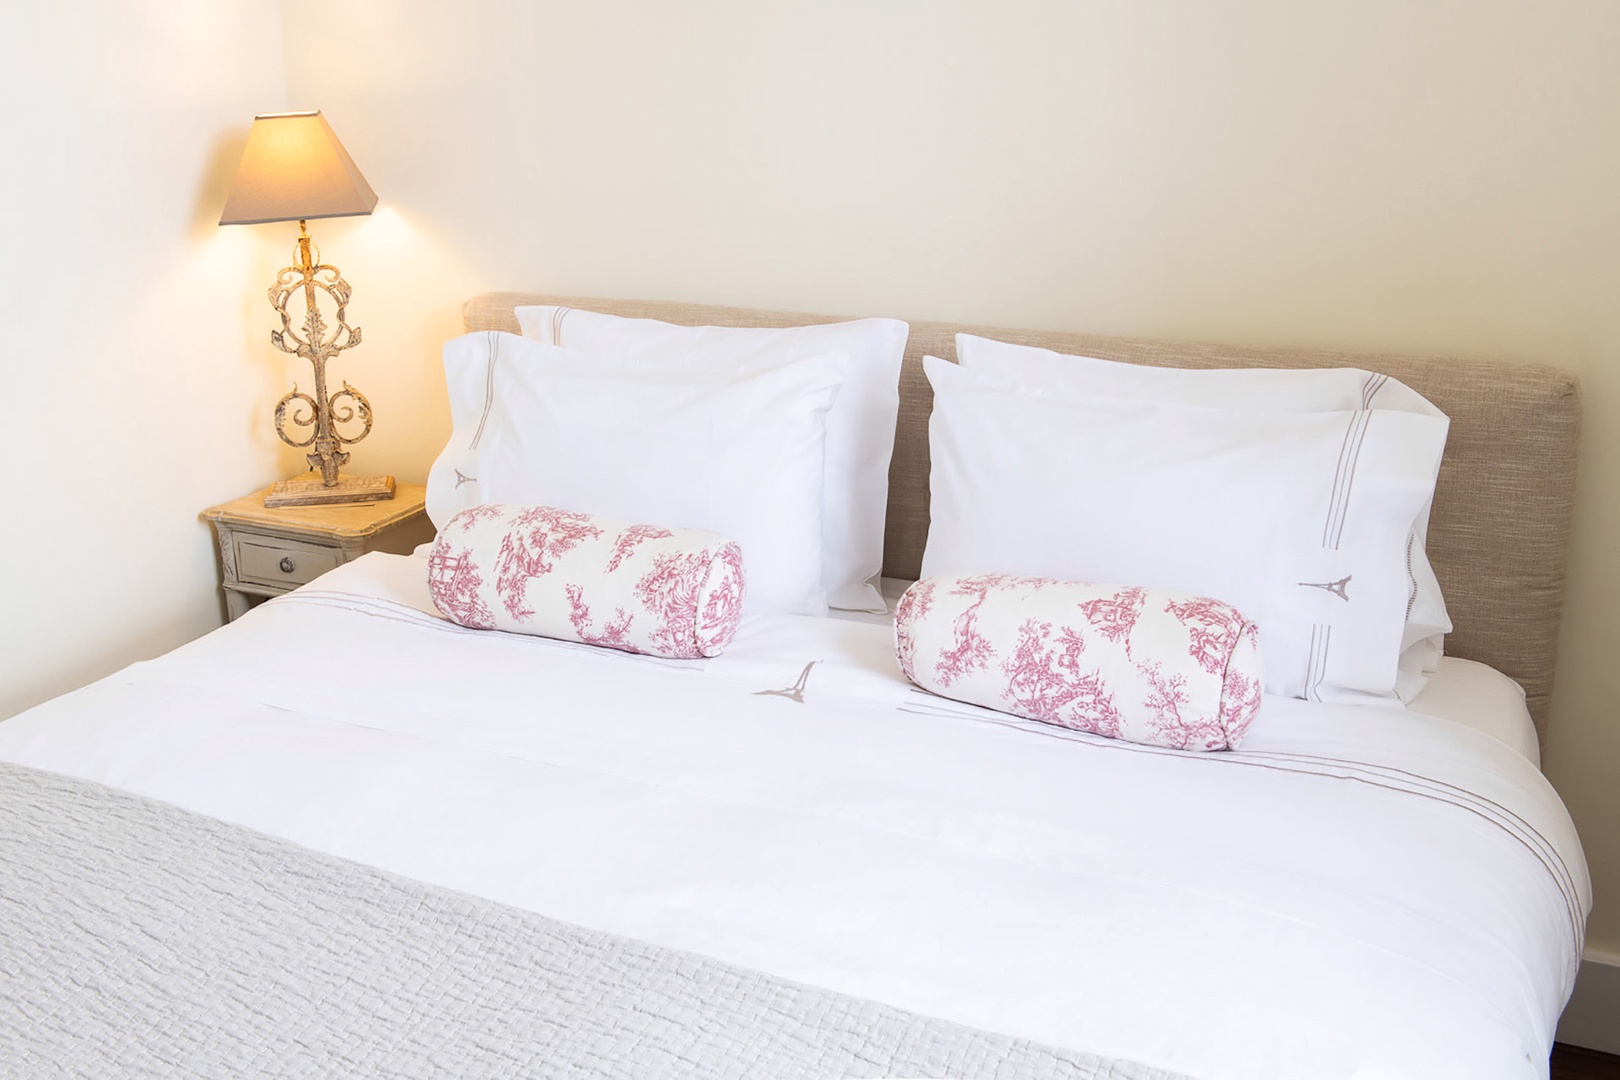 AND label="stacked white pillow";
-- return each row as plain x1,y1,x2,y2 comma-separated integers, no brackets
515,305,907,612
954,333,1453,687
427,331,845,616
922,350,1451,704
